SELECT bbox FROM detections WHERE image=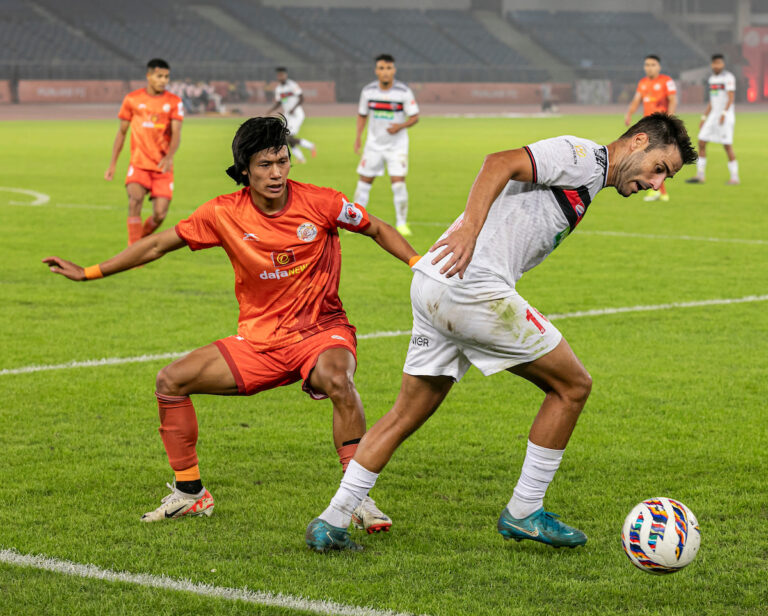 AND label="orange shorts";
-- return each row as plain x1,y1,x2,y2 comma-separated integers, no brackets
125,165,174,199
214,326,357,399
